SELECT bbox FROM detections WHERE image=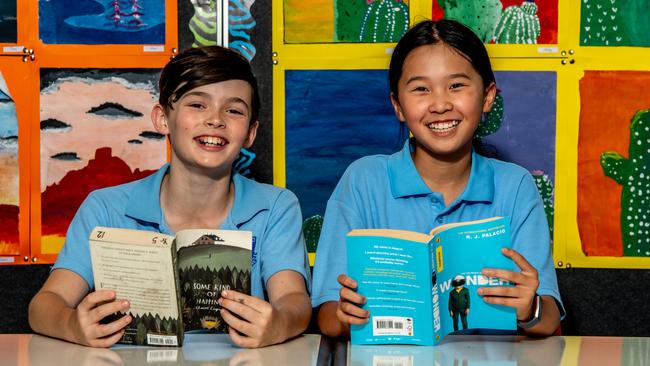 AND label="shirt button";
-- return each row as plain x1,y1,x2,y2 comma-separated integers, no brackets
436,218,443,223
